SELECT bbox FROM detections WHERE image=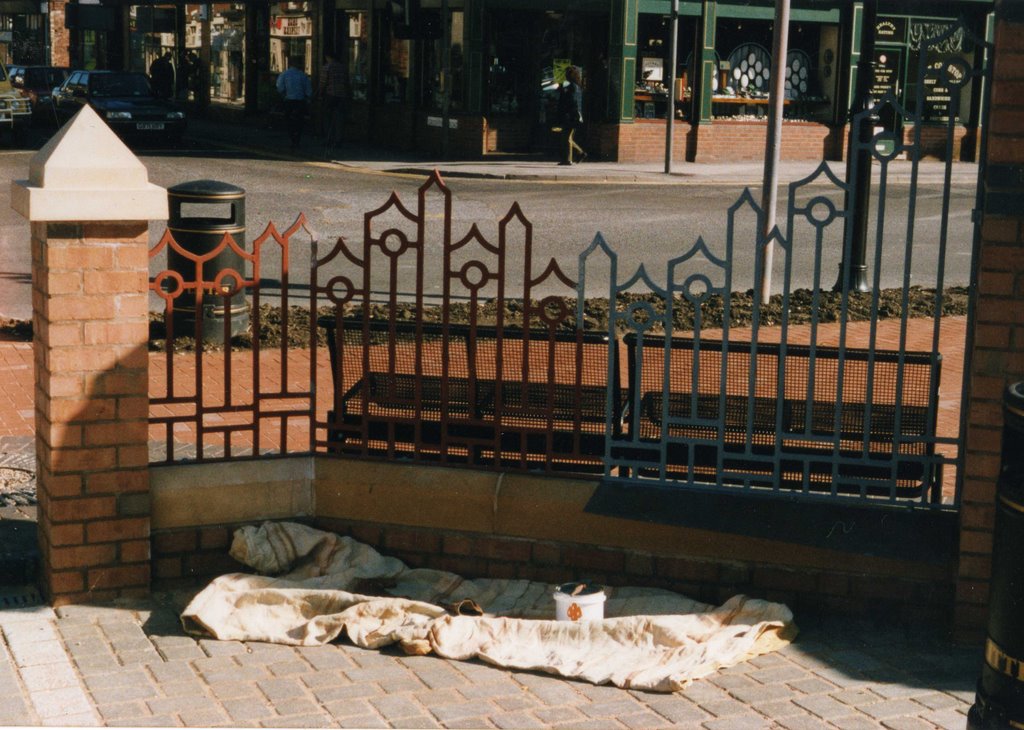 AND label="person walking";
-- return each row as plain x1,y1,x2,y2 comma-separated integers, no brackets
319,50,348,156
558,66,587,165
276,55,313,151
